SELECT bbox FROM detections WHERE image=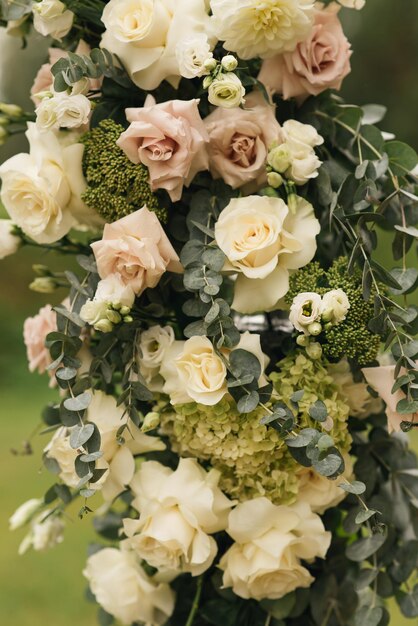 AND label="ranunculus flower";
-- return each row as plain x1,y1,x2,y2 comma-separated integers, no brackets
220,497,331,600
204,92,282,189
91,206,181,296
23,304,57,376
117,97,209,202
45,391,165,500
258,5,352,100
123,458,234,576
0,123,99,244
362,365,417,433
208,73,246,109
0,219,21,259
100,0,211,90
84,548,175,626
137,325,175,390
289,292,322,333
36,93,91,131
210,0,314,60
32,0,74,40
160,332,268,406
214,195,320,314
